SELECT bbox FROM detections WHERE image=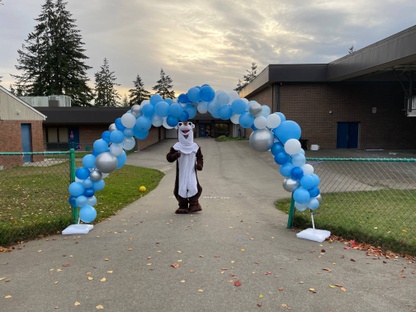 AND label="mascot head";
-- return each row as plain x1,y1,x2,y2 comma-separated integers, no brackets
177,122,195,146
